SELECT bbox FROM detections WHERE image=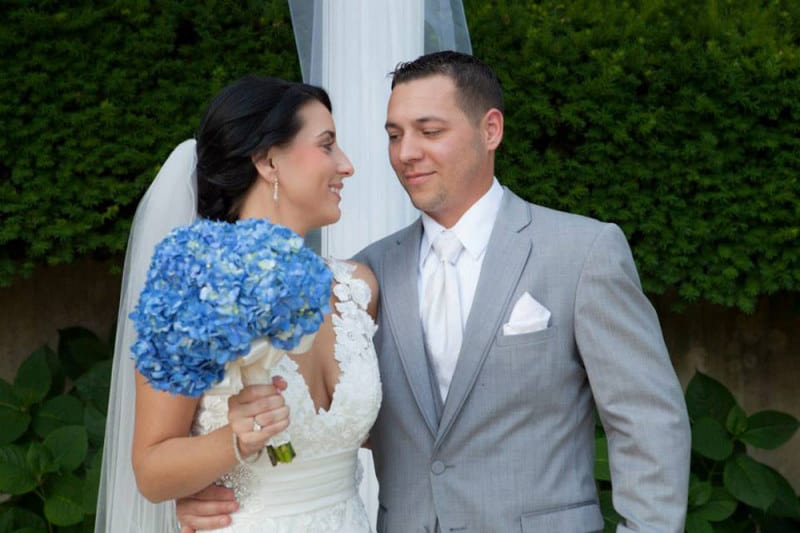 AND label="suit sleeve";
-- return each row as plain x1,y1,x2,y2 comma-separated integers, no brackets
574,223,690,533
351,247,372,270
